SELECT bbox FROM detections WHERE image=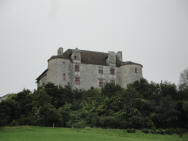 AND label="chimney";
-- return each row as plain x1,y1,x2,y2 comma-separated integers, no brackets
57,47,63,56
106,51,116,66
116,51,122,61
